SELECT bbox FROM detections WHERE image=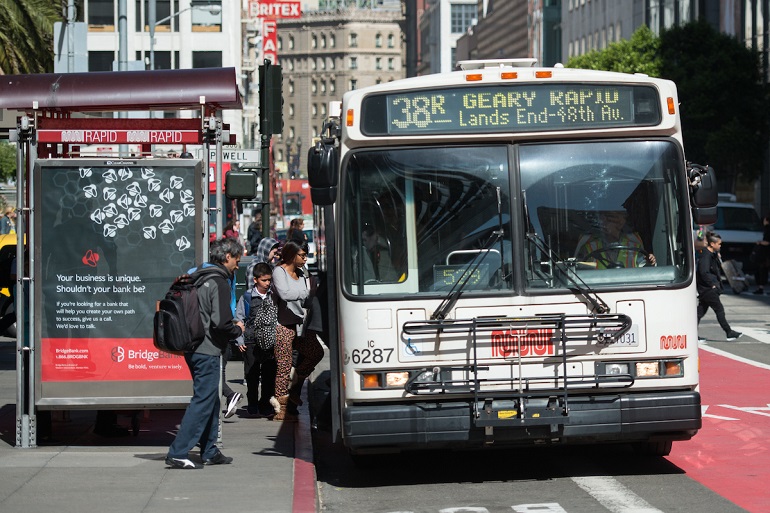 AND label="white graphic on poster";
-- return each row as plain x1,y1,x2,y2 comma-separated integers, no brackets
82,166,195,252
